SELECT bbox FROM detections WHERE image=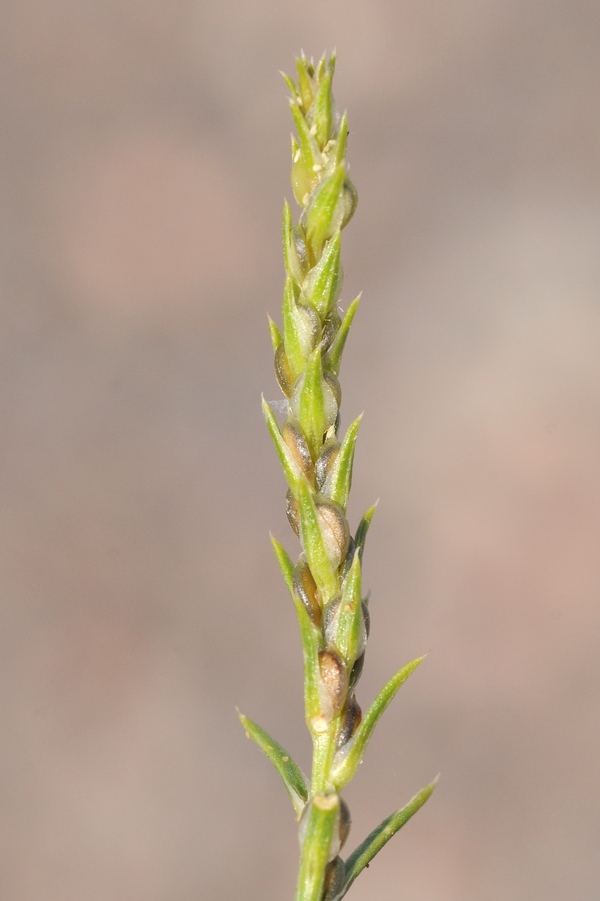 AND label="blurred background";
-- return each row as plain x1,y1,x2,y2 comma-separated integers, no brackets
1,2,599,899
